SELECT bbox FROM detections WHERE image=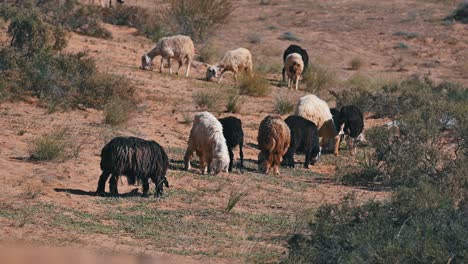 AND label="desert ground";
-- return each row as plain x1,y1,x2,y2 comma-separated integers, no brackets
0,0,466,263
